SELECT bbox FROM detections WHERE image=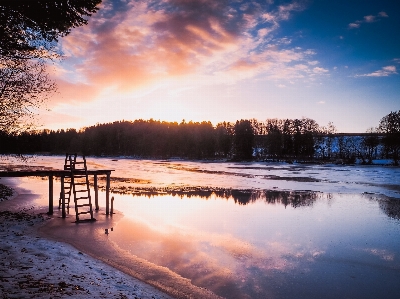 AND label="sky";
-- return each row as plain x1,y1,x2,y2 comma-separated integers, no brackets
40,0,400,133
